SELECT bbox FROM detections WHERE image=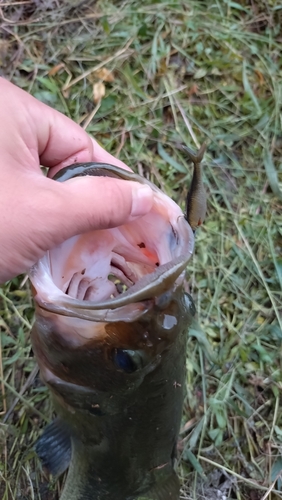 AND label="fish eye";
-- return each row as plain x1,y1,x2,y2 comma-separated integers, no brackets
112,349,143,373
